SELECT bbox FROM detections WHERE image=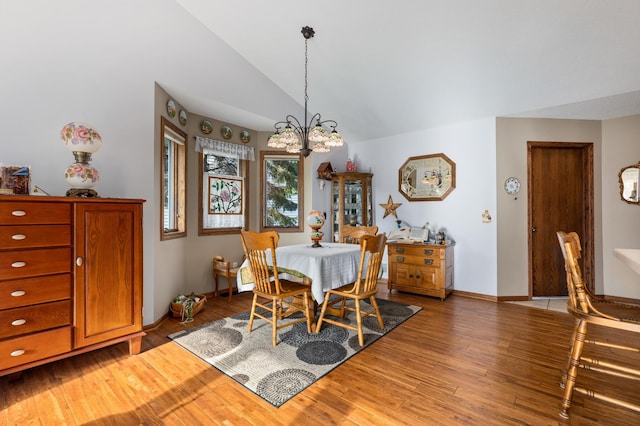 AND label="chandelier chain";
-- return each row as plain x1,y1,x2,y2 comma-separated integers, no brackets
304,37,309,104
